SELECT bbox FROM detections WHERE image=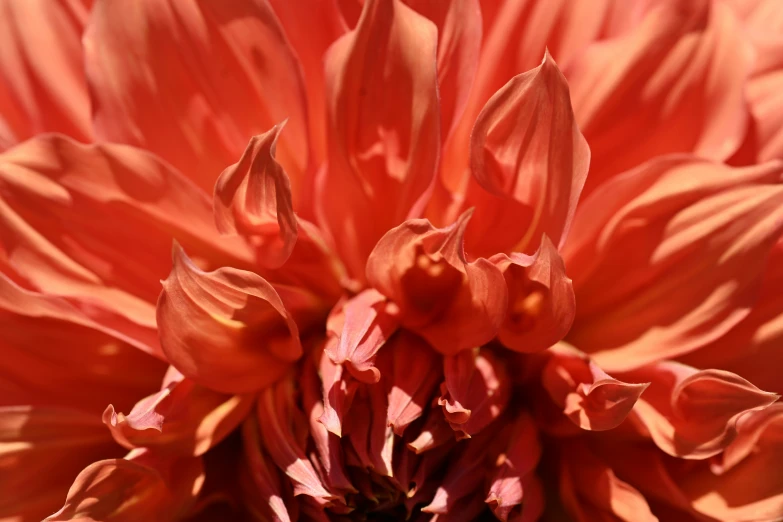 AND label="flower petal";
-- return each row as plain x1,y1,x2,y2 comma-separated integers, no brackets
541,344,649,432
103,367,253,457
0,134,249,359
157,245,303,394
494,236,575,353
624,362,779,459
366,212,507,354
214,124,298,269
567,0,752,194
466,51,590,257
319,0,441,280
564,157,783,371
45,448,204,521
85,0,310,195
0,0,91,150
